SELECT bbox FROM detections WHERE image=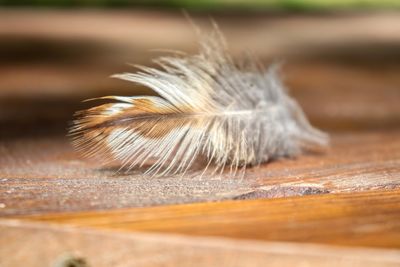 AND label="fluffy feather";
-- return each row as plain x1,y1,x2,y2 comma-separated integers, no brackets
70,27,328,176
